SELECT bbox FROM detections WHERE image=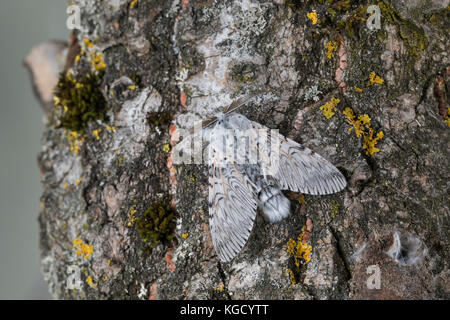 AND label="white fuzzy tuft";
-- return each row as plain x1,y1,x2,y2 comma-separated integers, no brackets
260,192,291,223
386,231,427,266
